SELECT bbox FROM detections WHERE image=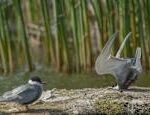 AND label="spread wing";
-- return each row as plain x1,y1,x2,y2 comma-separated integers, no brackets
134,47,142,73
131,47,142,73
95,32,131,78
95,55,129,77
